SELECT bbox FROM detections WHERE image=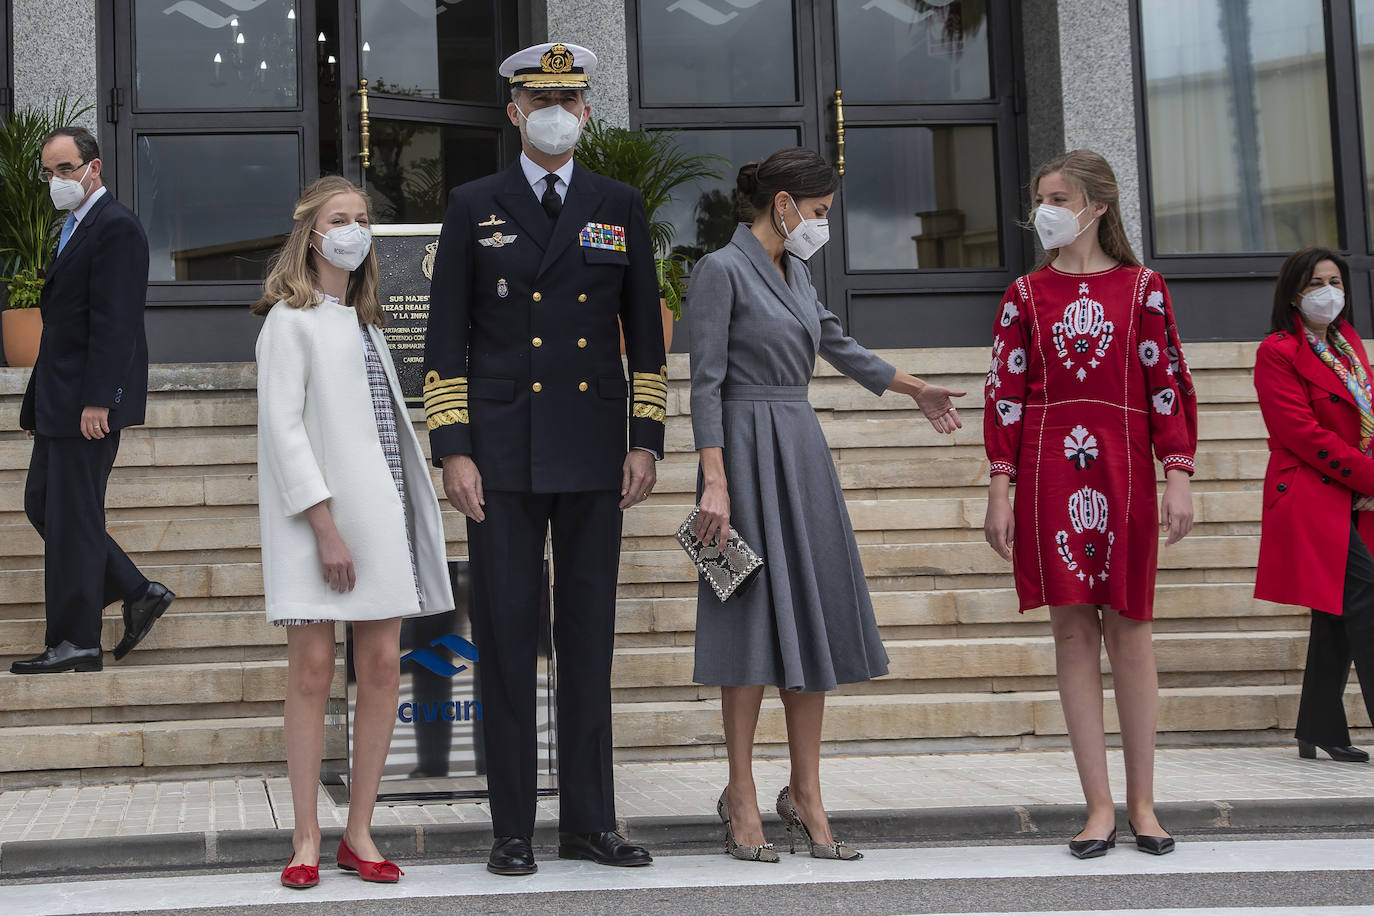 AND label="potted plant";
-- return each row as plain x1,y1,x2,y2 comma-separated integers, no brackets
0,95,92,367
574,120,725,352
